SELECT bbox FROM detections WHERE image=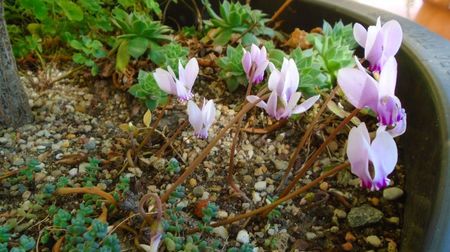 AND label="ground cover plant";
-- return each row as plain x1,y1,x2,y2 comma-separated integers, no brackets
1,0,406,251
